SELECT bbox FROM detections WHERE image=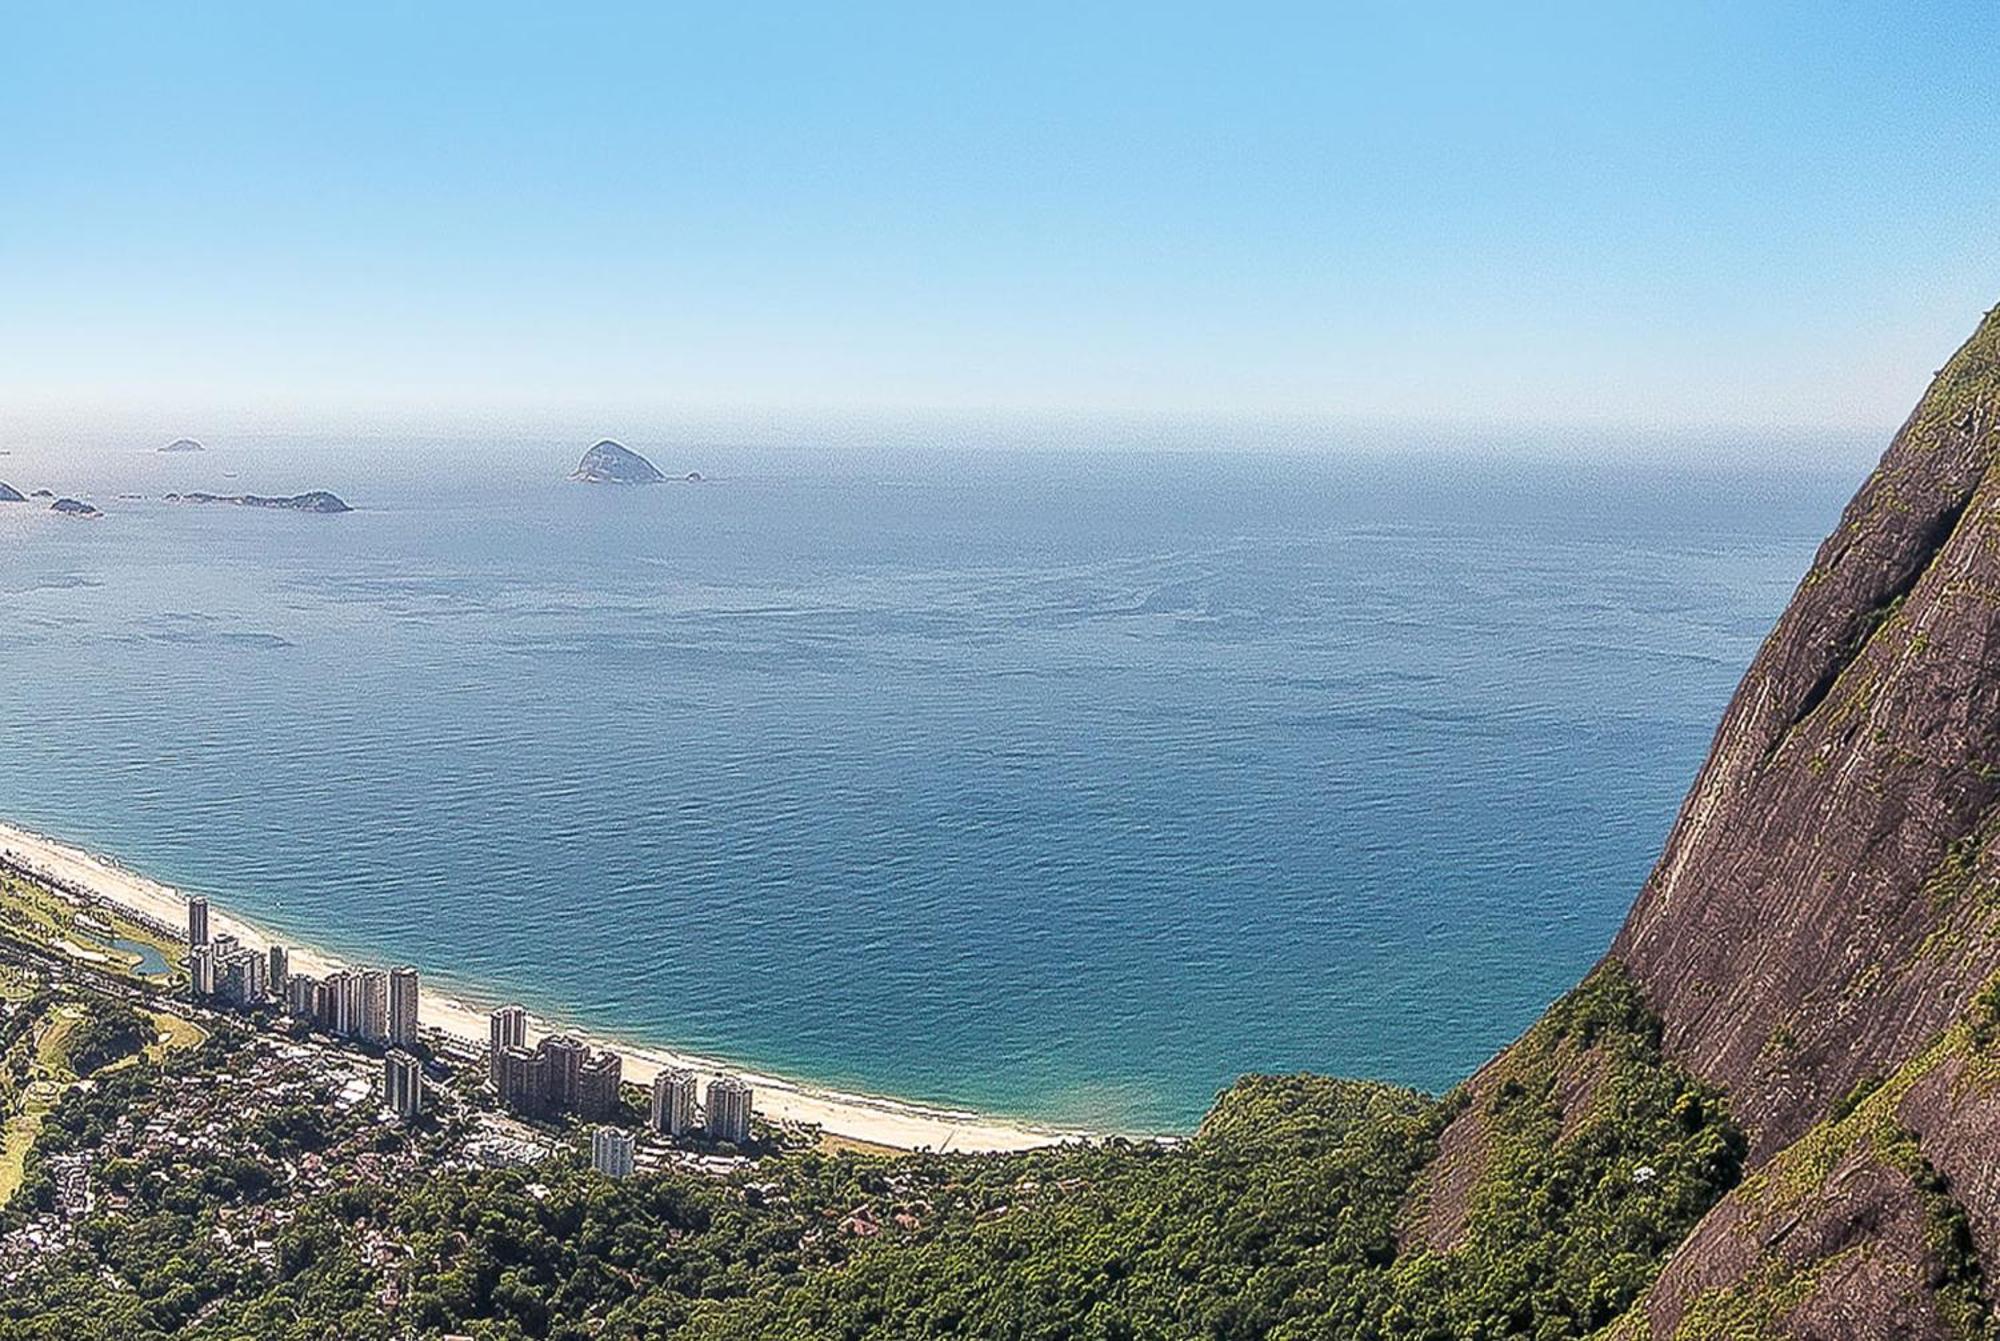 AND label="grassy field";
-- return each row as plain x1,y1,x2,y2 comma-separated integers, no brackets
146,1010,208,1060
0,1116,37,1206
0,870,184,981
0,1002,85,1204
